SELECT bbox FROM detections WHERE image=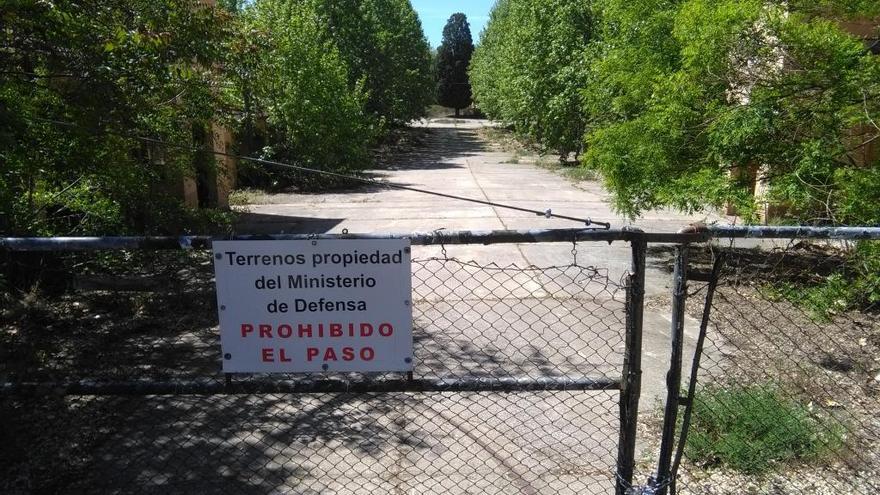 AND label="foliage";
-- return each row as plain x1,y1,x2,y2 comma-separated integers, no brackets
473,0,880,221
582,0,880,222
686,384,846,473
232,0,375,185
1,0,436,235
229,0,435,189
436,13,475,114
311,0,435,124
769,241,880,319
0,0,232,236
470,0,595,159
